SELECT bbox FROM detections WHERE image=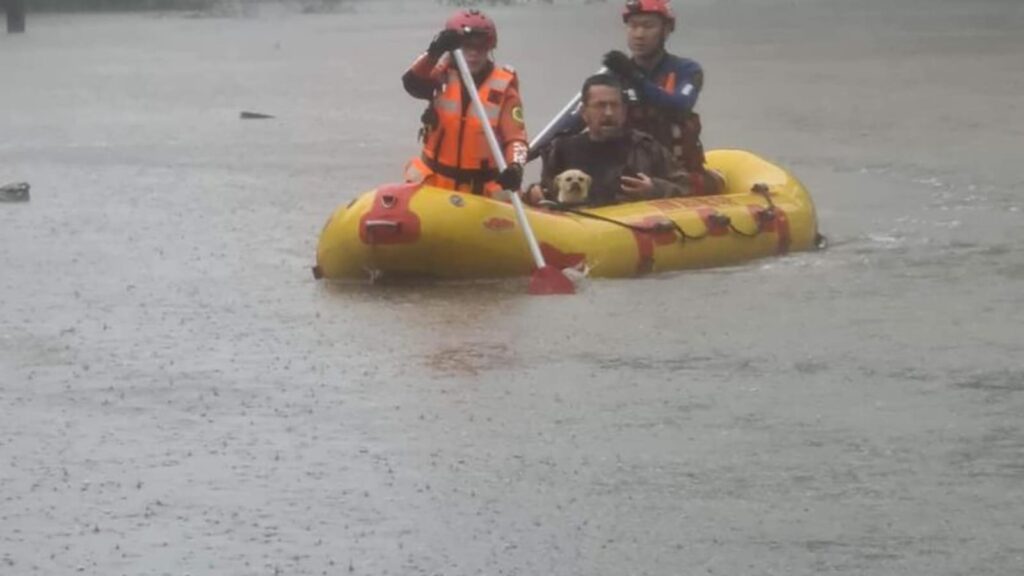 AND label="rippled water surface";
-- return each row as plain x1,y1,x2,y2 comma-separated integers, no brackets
2,1,1023,574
